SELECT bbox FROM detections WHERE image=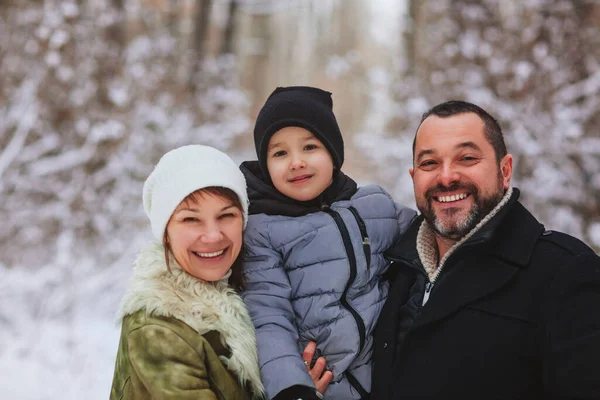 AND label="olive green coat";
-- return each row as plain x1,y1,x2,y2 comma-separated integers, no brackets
110,242,264,400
